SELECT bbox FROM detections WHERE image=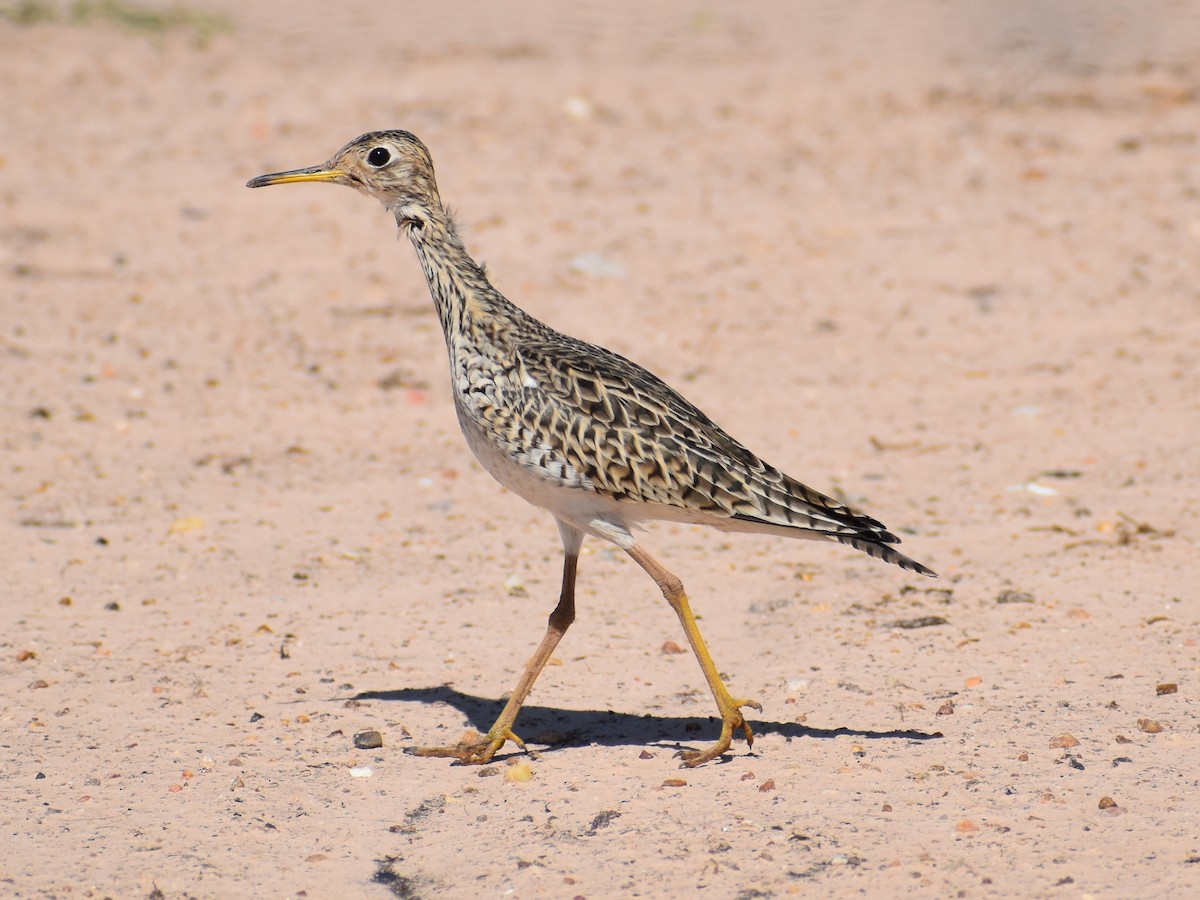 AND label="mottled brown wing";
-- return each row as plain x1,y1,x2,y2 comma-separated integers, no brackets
514,328,892,540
